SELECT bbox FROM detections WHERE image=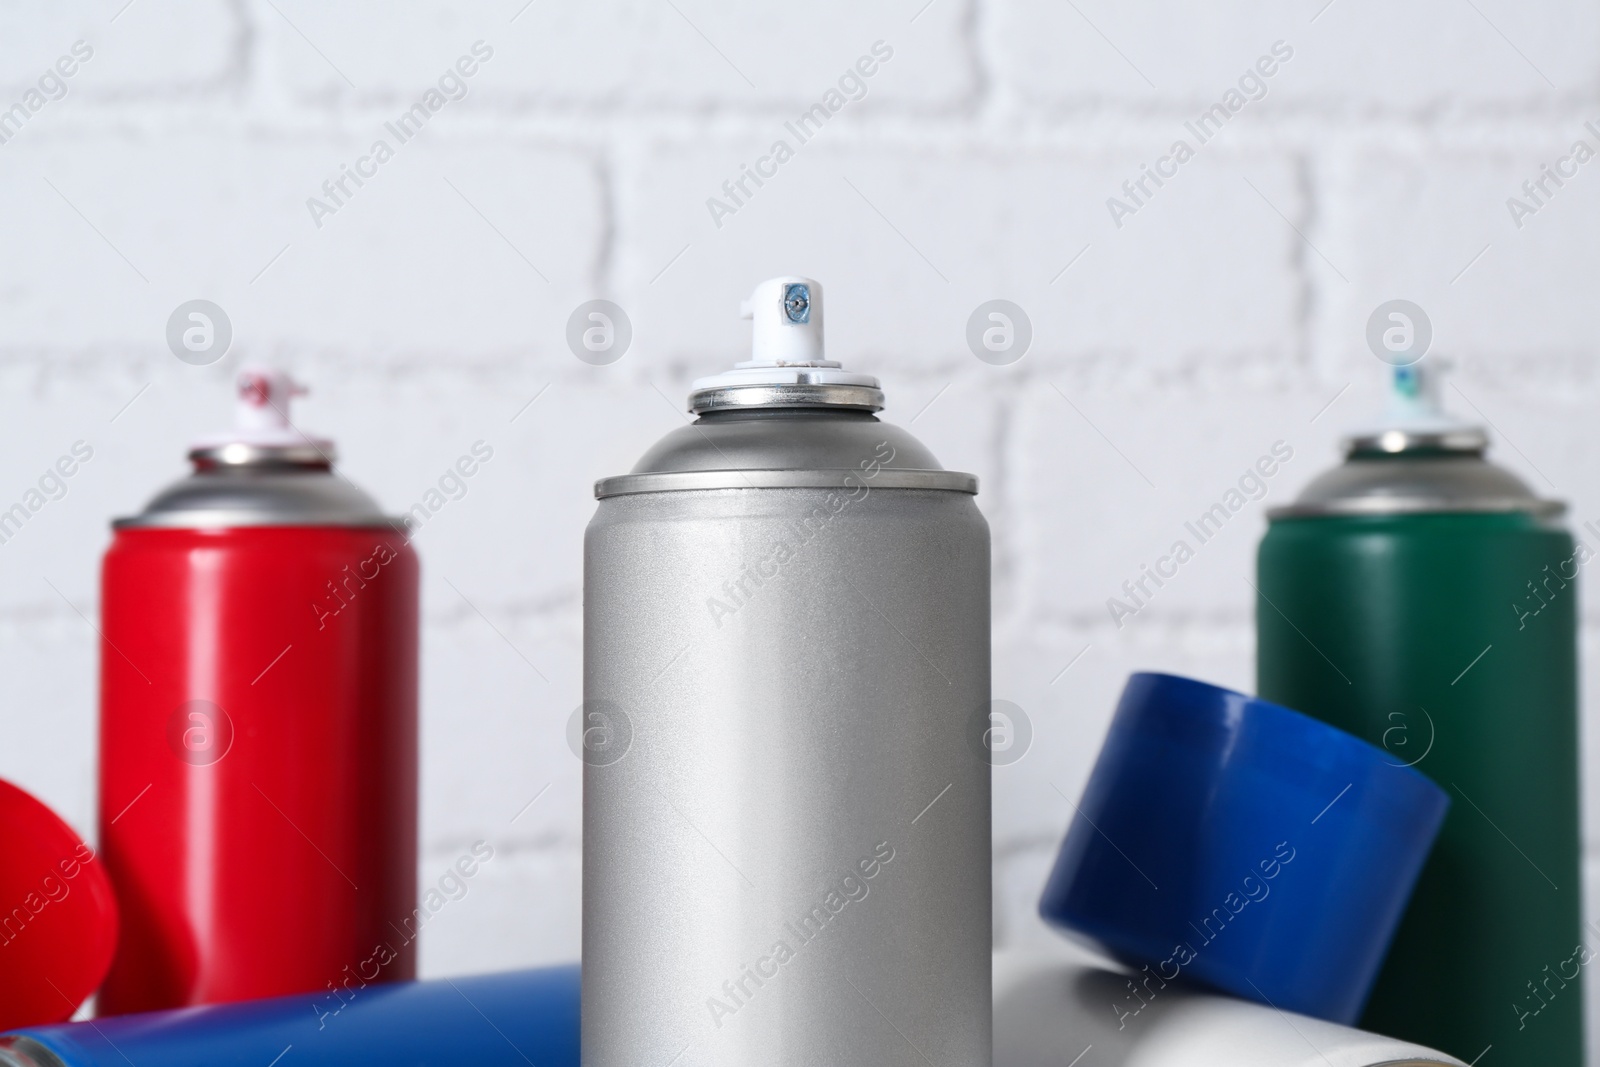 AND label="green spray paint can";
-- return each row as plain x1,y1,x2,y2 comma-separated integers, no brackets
1256,363,1583,1064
